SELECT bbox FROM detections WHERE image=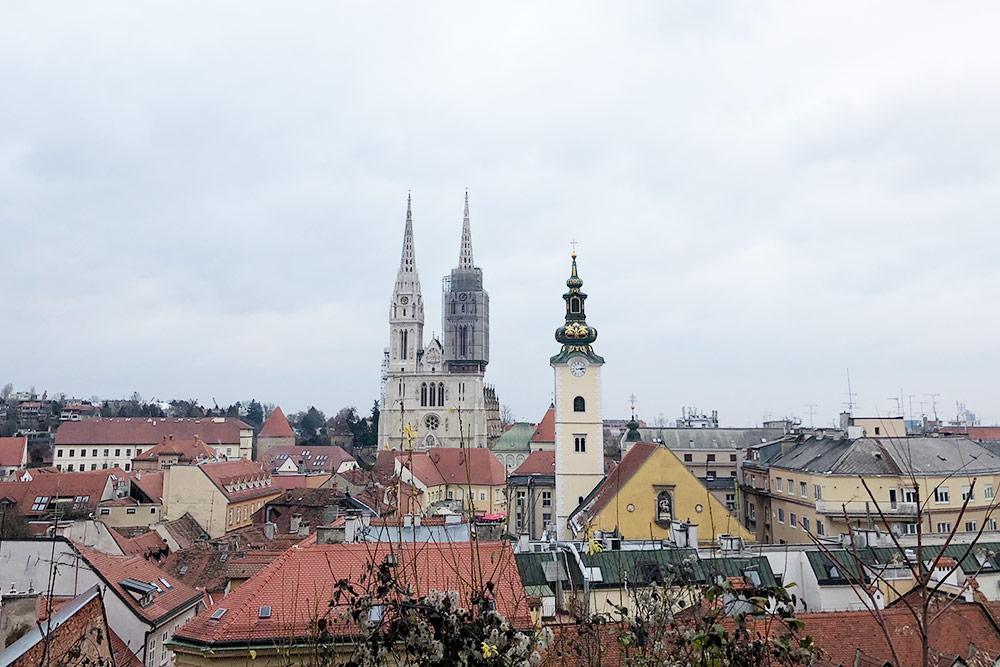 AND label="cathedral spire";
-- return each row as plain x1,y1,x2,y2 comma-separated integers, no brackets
399,191,417,275
458,189,474,269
